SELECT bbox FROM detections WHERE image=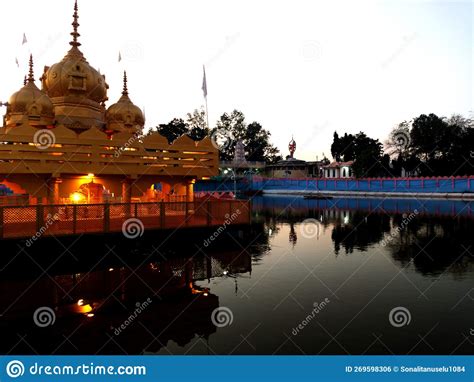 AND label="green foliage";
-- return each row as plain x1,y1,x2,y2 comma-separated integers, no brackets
212,109,281,163
330,131,385,177
390,113,474,176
